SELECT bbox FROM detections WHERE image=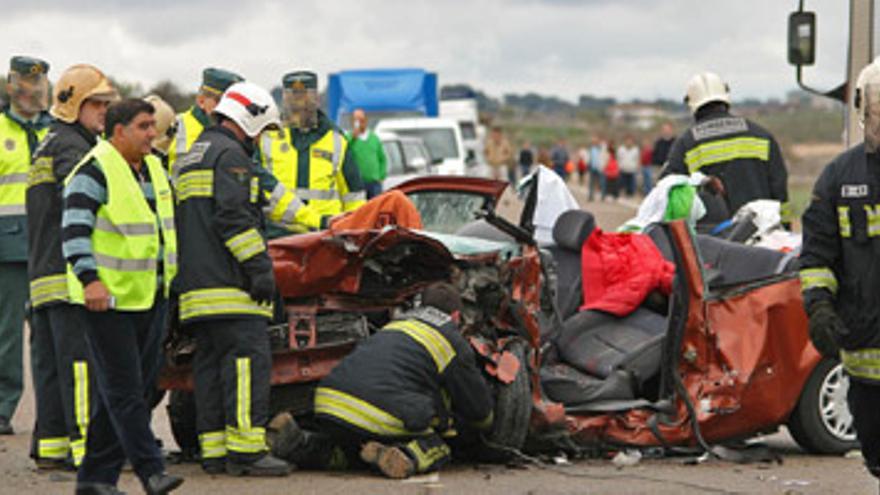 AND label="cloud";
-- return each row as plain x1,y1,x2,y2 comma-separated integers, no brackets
0,0,849,101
